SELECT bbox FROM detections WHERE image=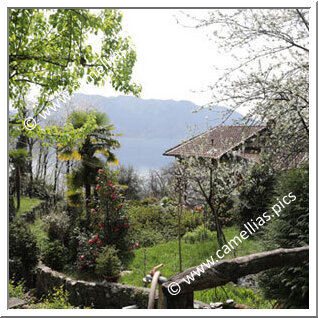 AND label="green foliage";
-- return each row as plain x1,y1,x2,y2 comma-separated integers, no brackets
95,246,122,277
29,218,49,253
257,164,309,308
235,161,276,229
9,280,25,299
14,196,43,216
29,286,74,309
134,228,164,248
127,203,203,242
195,283,273,309
65,110,120,210
183,225,214,244
42,240,66,271
9,148,29,165
9,219,39,282
9,9,140,140
117,165,144,200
